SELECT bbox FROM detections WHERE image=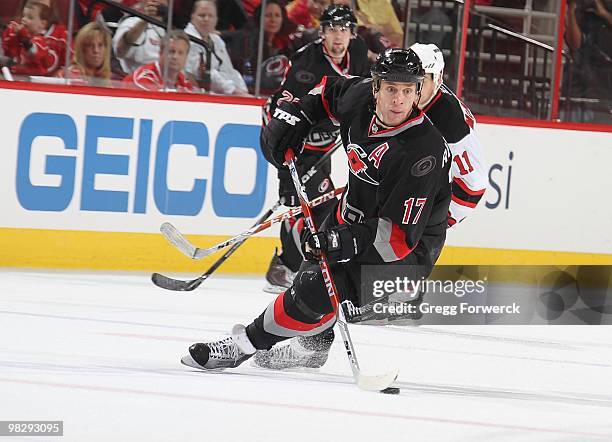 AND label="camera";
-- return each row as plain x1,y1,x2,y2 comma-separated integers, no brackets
157,4,168,20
